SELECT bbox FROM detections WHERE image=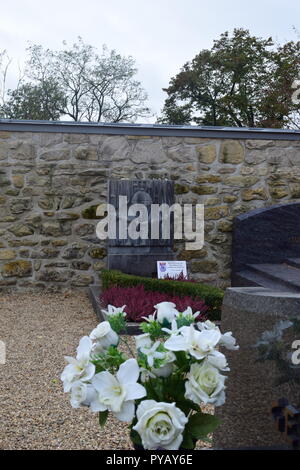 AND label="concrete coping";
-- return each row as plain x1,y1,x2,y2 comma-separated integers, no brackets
223,287,300,316
2,118,300,140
